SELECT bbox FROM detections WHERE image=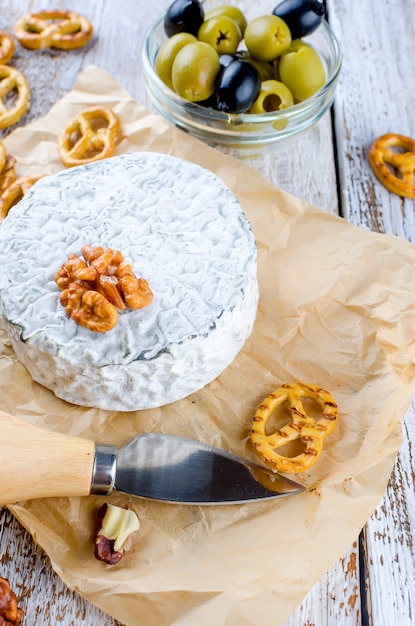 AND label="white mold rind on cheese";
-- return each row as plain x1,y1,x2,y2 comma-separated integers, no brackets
0,152,258,411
